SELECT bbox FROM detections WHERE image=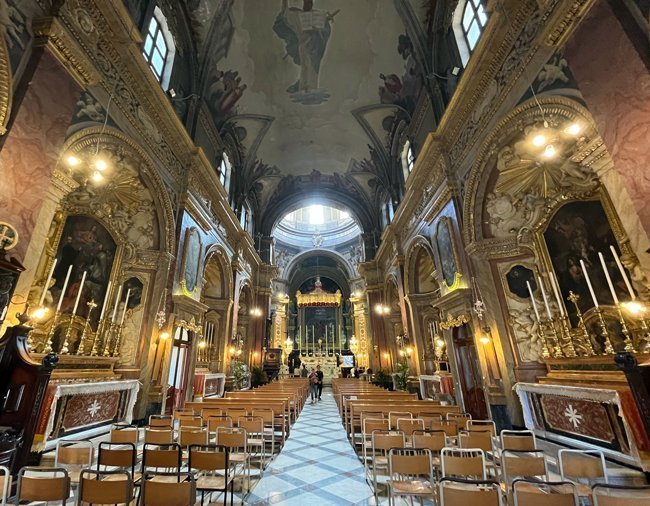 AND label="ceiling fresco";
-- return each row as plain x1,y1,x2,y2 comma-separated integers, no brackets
194,0,421,218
